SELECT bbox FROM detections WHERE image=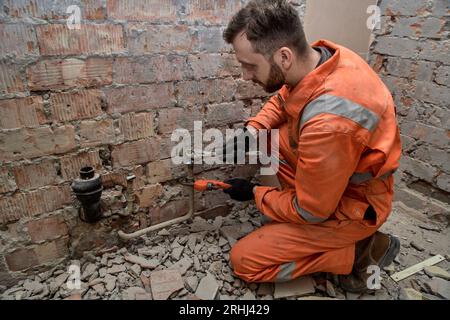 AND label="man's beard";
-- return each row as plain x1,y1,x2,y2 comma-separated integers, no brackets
263,61,286,93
